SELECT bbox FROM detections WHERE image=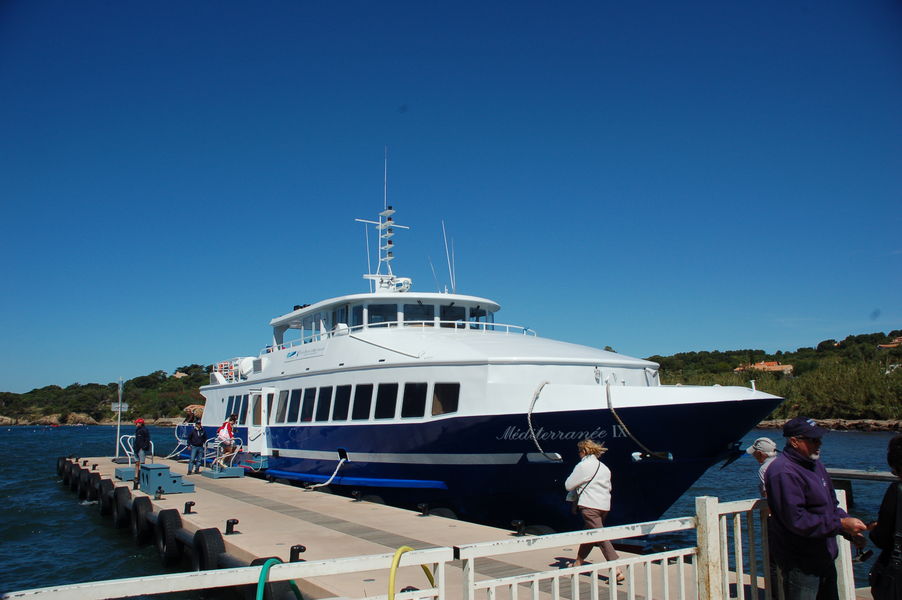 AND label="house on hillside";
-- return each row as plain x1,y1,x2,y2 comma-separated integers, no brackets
733,361,794,375
877,337,902,349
